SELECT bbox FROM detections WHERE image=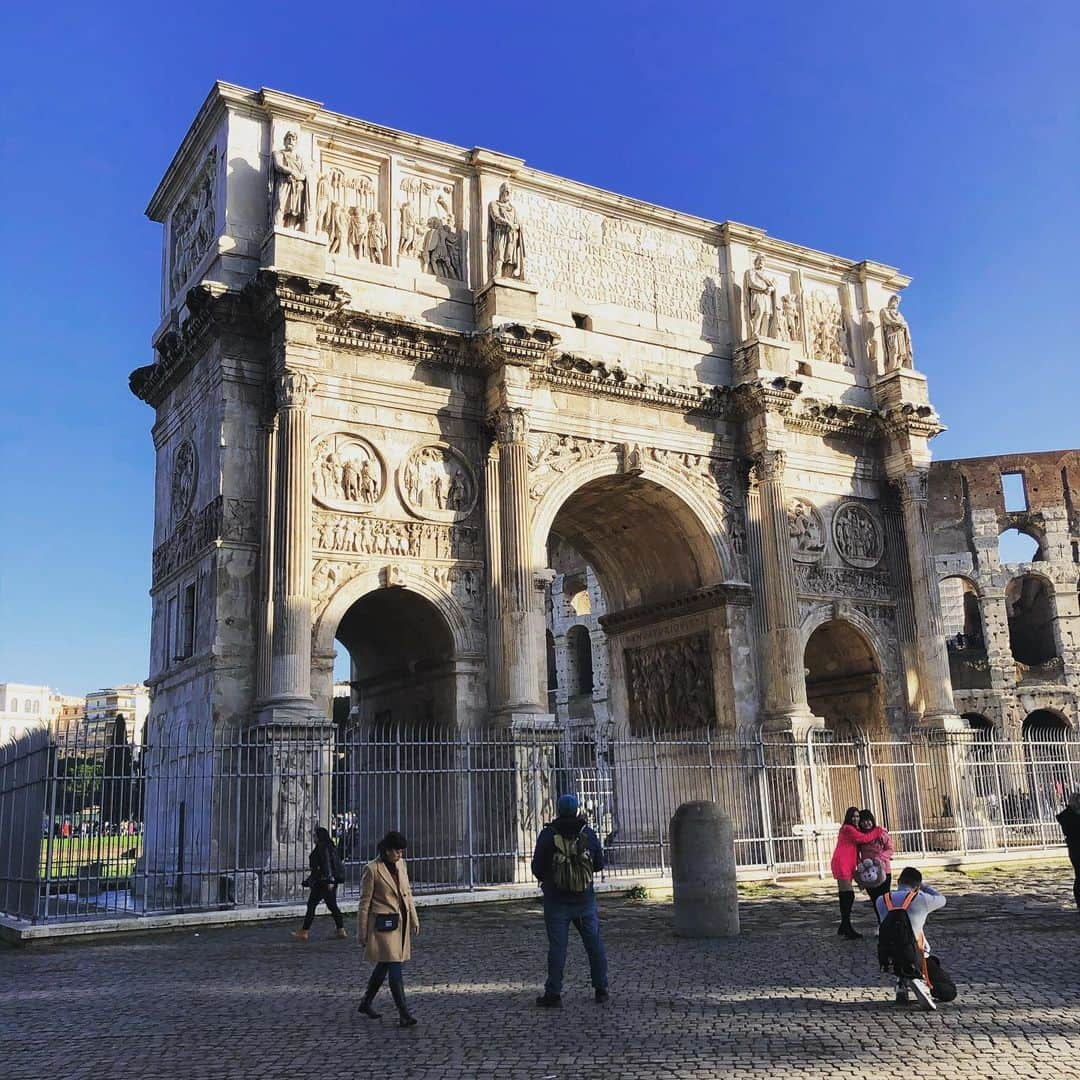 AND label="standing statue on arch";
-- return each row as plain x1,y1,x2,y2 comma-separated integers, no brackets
488,182,526,280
